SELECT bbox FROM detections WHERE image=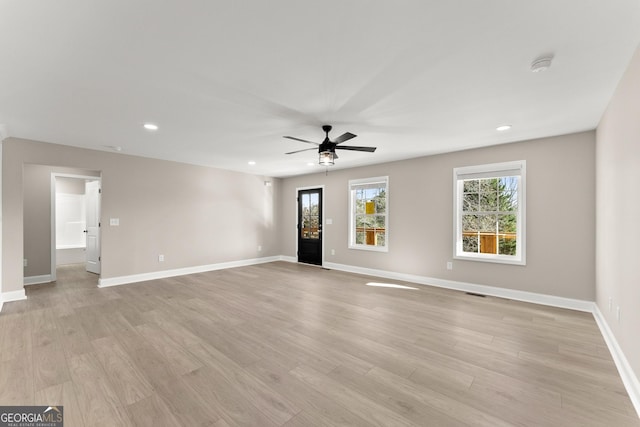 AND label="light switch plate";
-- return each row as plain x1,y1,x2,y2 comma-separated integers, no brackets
110,218,120,226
